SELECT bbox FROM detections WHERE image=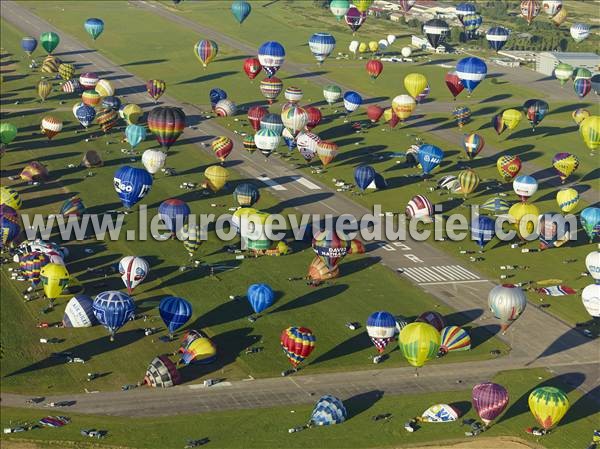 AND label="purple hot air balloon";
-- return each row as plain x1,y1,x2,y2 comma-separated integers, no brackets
472,382,509,426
